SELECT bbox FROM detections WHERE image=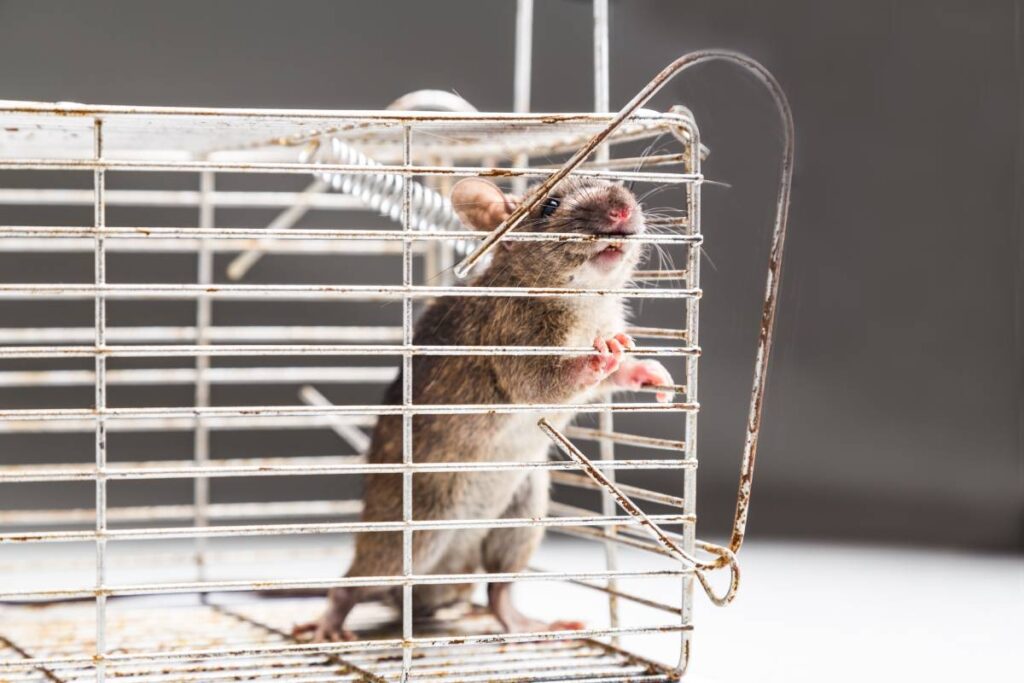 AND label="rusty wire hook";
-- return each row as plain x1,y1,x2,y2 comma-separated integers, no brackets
498,51,794,567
